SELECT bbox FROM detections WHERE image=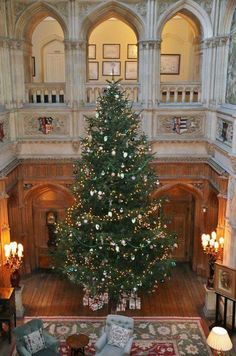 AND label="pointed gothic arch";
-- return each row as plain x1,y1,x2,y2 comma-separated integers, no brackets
156,0,213,39
14,2,68,40
80,1,144,41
